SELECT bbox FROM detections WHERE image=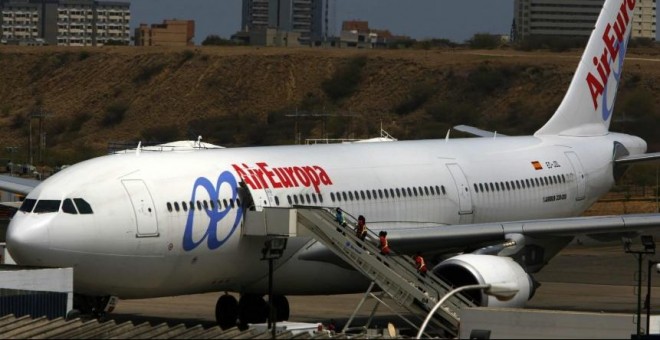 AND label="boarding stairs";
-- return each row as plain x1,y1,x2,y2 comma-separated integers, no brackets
295,207,476,336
